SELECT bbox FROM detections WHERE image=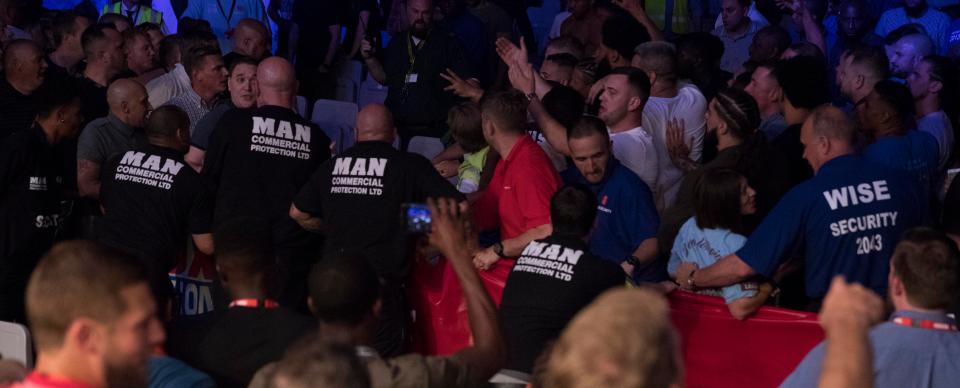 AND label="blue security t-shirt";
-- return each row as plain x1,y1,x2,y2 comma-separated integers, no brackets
562,158,662,281
862,130,939,215
668,217,757,303
737,155,921,298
